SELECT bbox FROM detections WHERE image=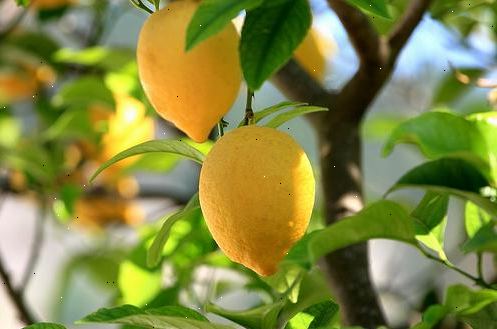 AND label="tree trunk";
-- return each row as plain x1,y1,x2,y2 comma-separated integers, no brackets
318,122,385,326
